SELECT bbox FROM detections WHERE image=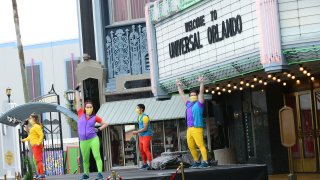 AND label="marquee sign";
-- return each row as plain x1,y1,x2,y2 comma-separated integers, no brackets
154,0,259,81
146,0,264,96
